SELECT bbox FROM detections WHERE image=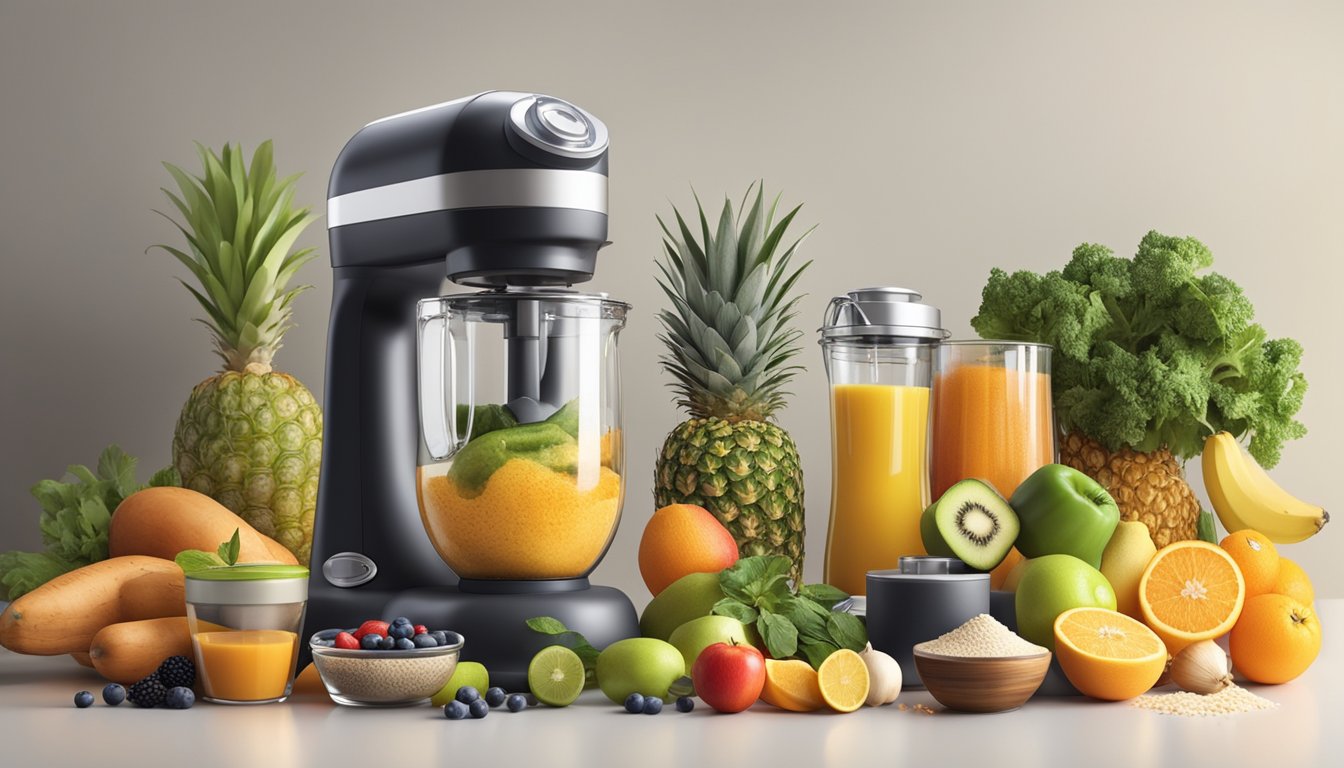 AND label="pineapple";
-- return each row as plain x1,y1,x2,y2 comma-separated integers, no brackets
653,185,812,584
153,142,322,564
1059,432,1199,548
